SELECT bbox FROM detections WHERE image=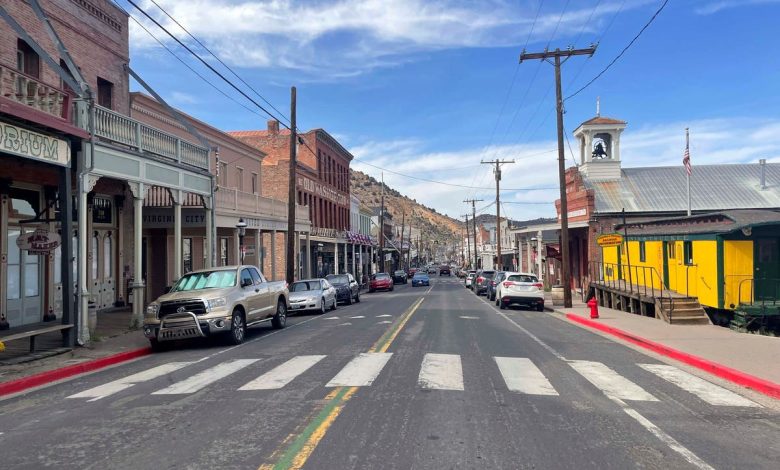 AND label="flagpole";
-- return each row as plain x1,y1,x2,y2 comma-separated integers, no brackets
686,128,691,216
